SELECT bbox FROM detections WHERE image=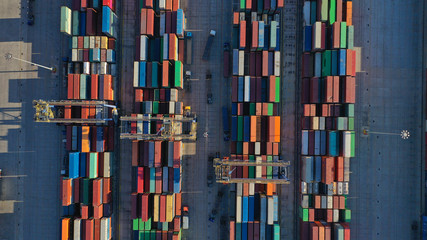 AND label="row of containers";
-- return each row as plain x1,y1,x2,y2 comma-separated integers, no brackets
60,1,119,239
228,3,284,239
129,0,188,239
299,1,354,240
